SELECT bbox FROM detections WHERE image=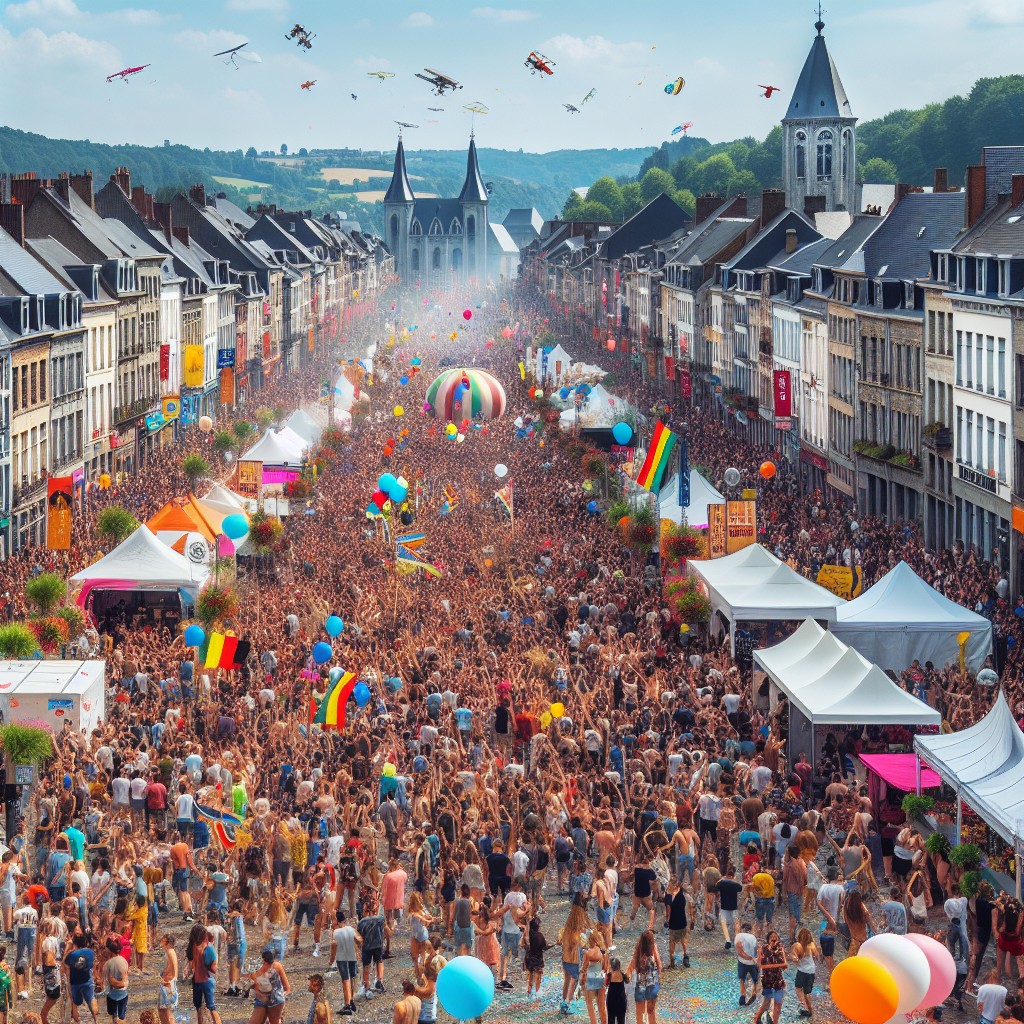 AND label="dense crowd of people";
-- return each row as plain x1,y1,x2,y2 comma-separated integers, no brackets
0,282,1021,1024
